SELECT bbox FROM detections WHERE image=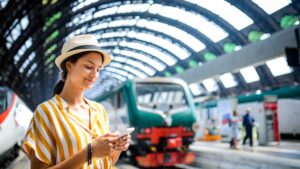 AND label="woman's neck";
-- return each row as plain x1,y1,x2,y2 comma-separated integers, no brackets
59,82,85,107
